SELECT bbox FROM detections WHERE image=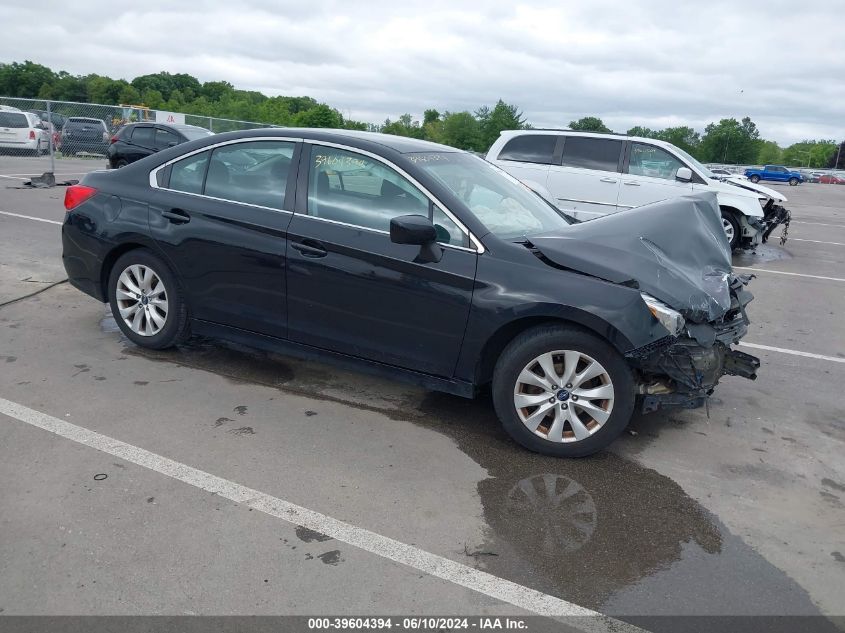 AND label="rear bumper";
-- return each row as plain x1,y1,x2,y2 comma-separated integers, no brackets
0,139,38,150
62,221,107,302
